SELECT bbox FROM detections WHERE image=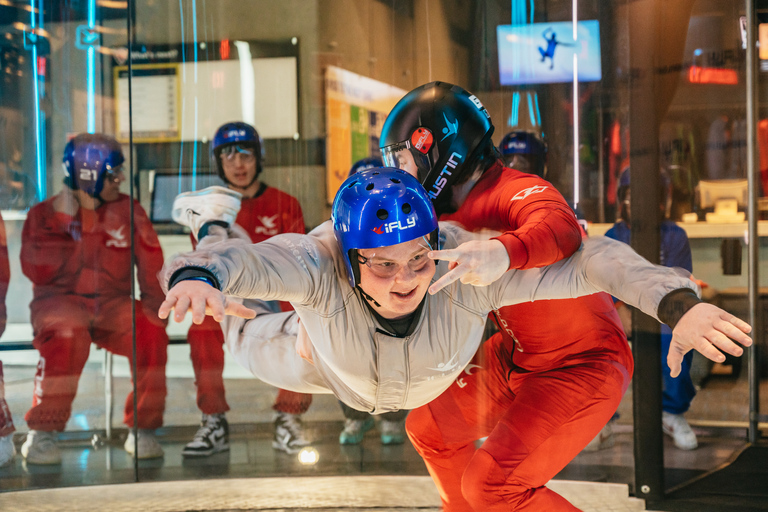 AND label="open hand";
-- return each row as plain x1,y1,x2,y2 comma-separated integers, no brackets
158,280,256,324
428,239,510,295
669,303,752,378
